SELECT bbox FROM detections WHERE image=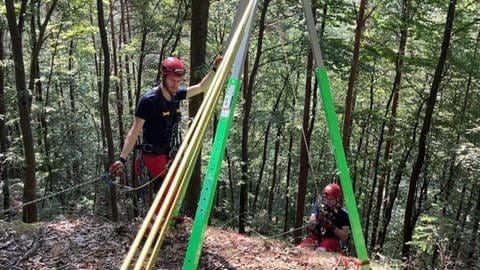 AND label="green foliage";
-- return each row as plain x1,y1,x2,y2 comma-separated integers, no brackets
410,214,439,254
